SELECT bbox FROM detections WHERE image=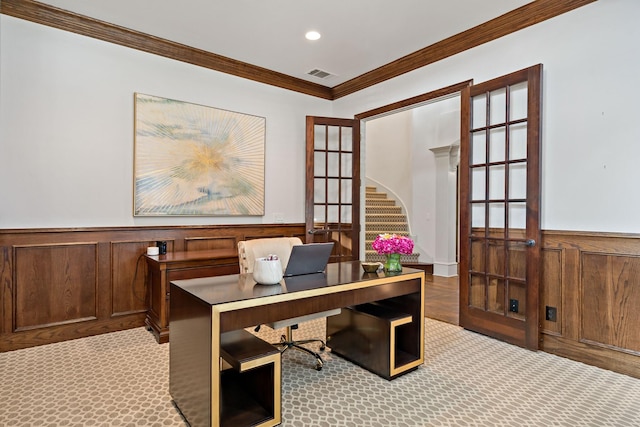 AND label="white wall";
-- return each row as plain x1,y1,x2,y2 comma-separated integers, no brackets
3,0,640,235
334,0,640,234
0,16,332,228
413,97,460,268
364,110,414,216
